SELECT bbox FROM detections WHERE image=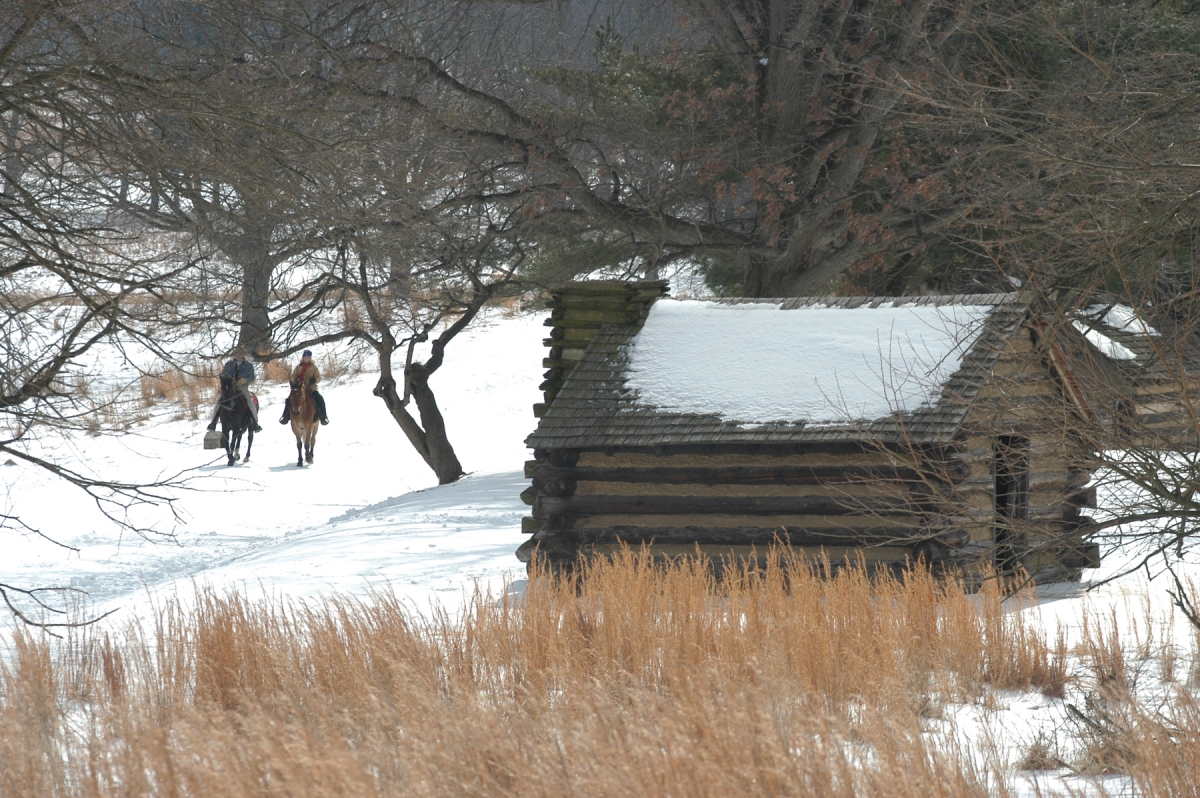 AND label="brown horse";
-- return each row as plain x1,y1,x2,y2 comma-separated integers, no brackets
288,379,319,466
